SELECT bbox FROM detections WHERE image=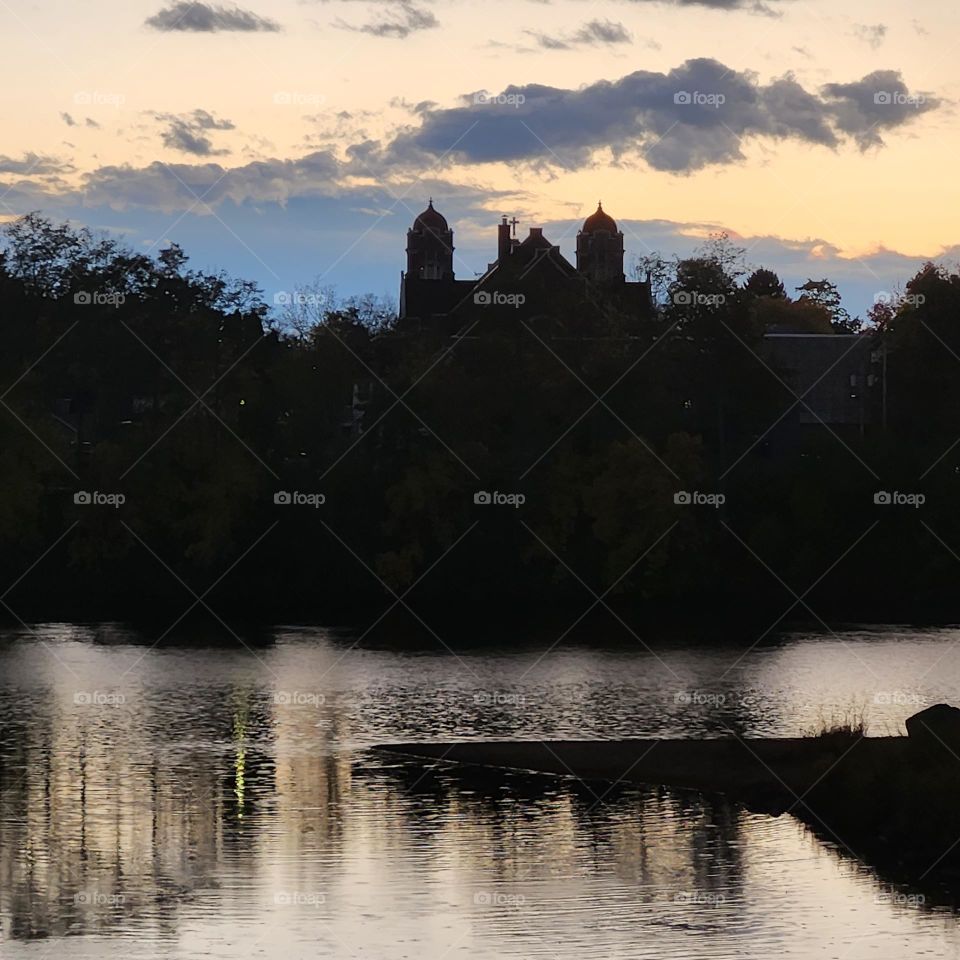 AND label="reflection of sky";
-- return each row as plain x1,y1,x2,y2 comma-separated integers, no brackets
0,625,959,956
